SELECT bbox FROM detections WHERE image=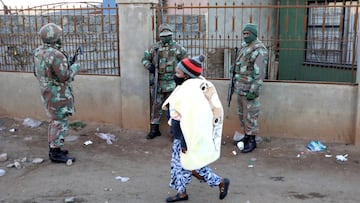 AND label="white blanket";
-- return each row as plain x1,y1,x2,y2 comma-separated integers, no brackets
163,77,224,170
